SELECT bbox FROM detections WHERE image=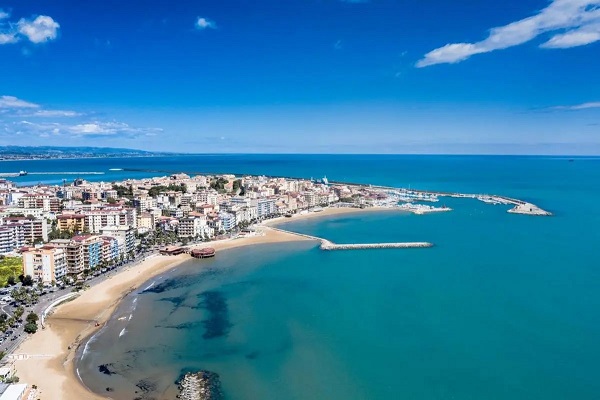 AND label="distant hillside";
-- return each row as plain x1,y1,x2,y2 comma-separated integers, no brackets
0,146,170,160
